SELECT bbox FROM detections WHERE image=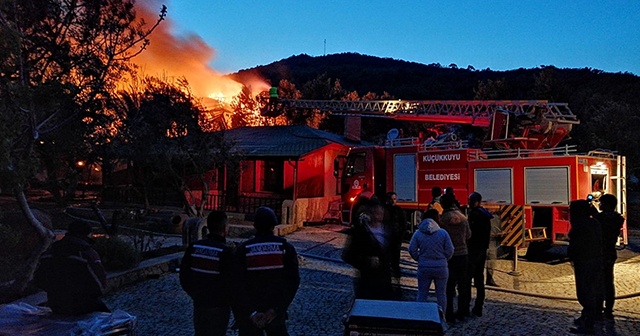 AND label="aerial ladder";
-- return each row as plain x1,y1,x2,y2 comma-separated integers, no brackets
263,87,579,149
